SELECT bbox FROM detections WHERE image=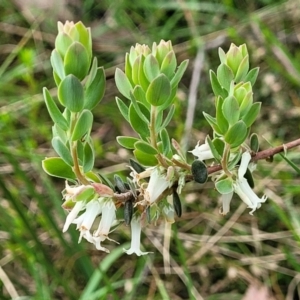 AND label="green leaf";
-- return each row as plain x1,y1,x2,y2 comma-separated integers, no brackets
206,135,222,162
42,157,76,181
134,141,158,155
160,128,172,157
50,49,65,81
115,97,129,122
235,55,249,82
55,32,73,57
245,67,259,86
143,54,160,82
138,55,150,91
157,105,175,132
215,96,229,134
129,92,150,124
146,74,171,106
52,123,67,143
217,63,234,91
116,136,139,149
84,67,106,110
203,112,222,135
242,102,261,127
64,42,90,80
239,91,253,117
222,95,240,125
71,109,93,141
209,70,227,98
212,138,225,159
132,85,149,109
161,51,177,79
228,151,242,170
128,102,150,138
115,68,133,99
215,178,233,194
224,120,248,148
170,59,189,89
250,133,259,153
58,75,84,112
133,149,158,166
218,47,226,63
85,57,98,87
51,137,73,166
43,88,69,131
83,140,94,173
